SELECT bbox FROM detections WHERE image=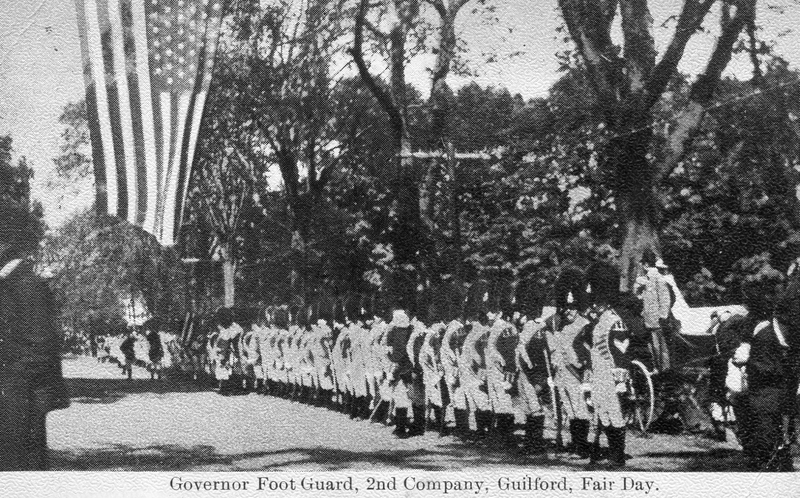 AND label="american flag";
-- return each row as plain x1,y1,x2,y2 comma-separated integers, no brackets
75,0,225,245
